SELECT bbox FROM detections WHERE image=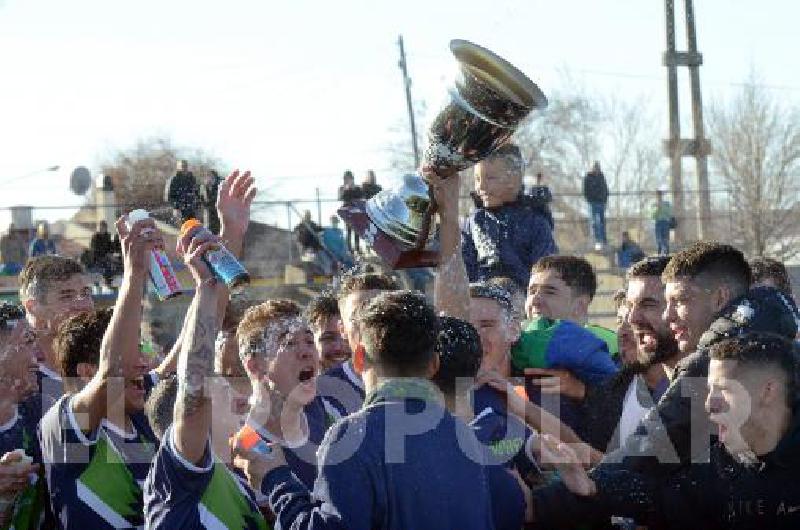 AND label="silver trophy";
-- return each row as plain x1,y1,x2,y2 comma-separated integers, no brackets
344,39,547,267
